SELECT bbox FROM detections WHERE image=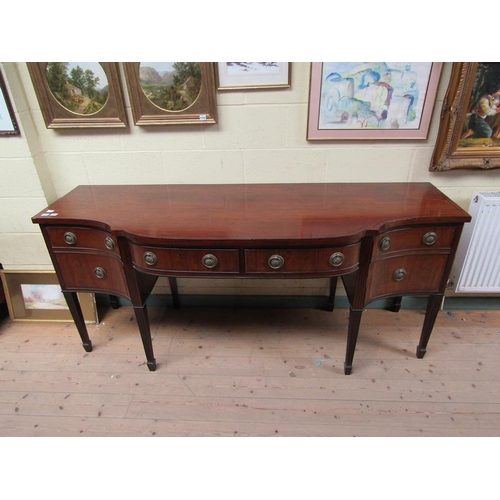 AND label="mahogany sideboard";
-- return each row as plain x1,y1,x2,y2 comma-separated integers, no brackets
32,183,471,374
